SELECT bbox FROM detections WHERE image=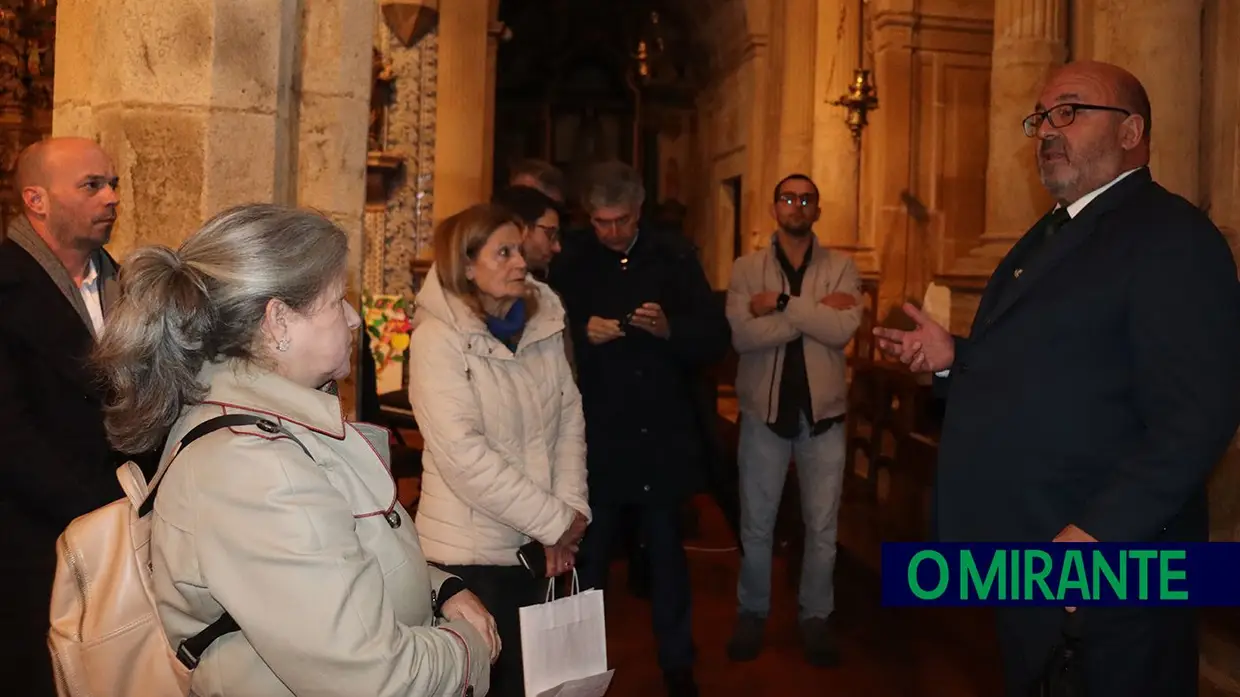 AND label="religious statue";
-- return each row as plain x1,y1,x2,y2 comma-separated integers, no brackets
368,48,395,152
